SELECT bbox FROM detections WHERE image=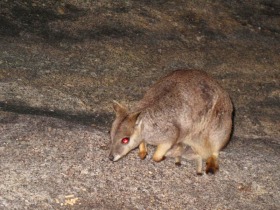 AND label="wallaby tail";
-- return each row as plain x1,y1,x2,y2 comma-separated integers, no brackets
206,153,219,174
